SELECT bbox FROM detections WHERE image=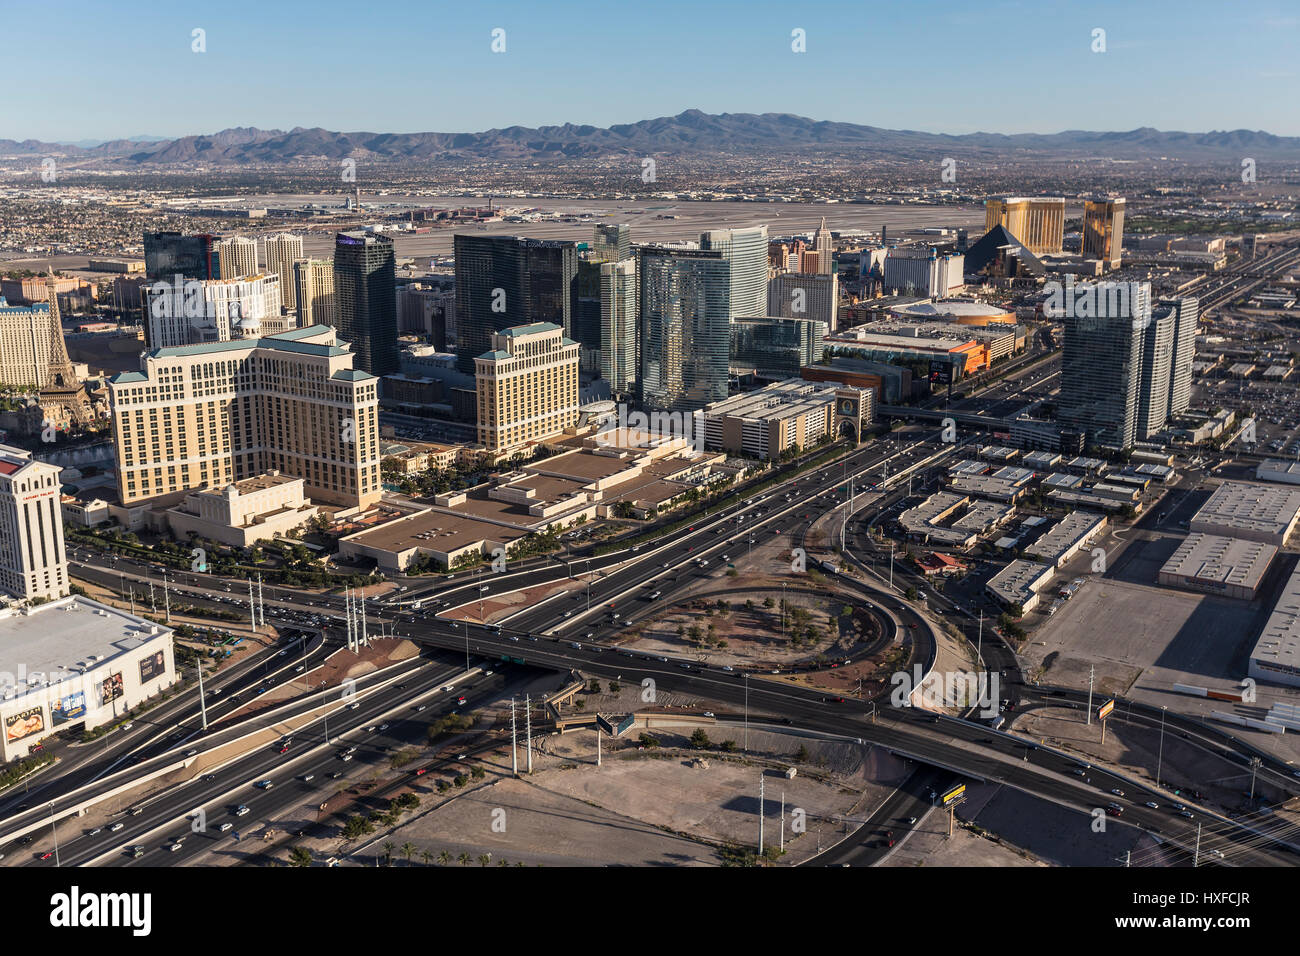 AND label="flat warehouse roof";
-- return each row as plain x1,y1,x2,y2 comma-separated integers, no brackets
346,510,530,554
0,599,170,692
1191,480,1300,537
1161,533,1277,590
1251,564,1300,672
